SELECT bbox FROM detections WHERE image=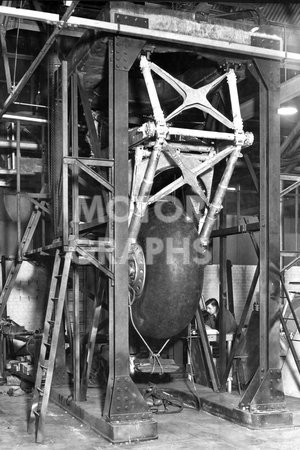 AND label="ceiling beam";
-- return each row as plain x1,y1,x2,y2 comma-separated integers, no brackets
0,5,58,23
0,5,300,64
